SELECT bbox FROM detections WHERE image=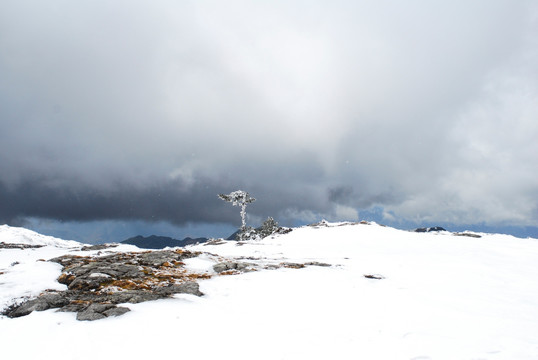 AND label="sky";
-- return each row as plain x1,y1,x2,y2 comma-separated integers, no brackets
1,0,537,243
